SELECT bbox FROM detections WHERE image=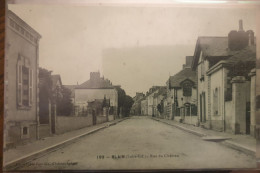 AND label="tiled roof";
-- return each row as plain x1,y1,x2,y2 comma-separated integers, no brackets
207,45,256,75
199,37,229,57
169,67,197,88
223,45,256,64
76,78,114,89
192,36,256,70
192,37,227,70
